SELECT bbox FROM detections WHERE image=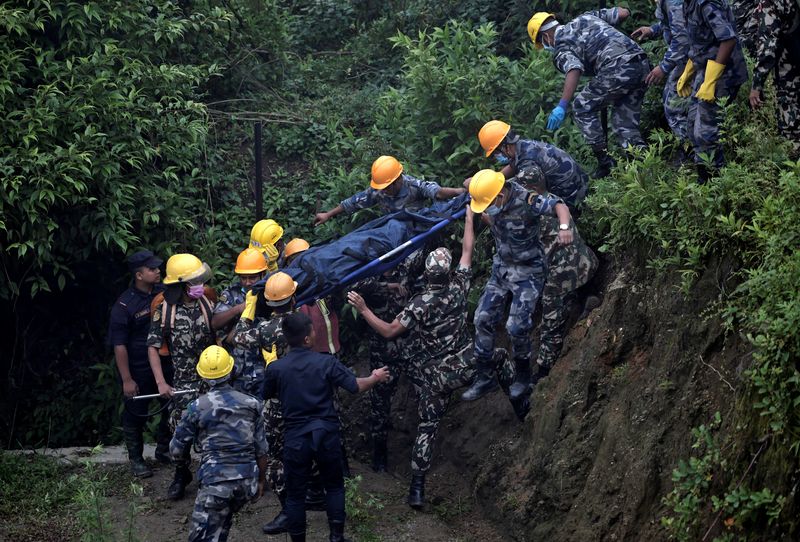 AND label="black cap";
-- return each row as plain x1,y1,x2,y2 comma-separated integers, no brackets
127,250,163,273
